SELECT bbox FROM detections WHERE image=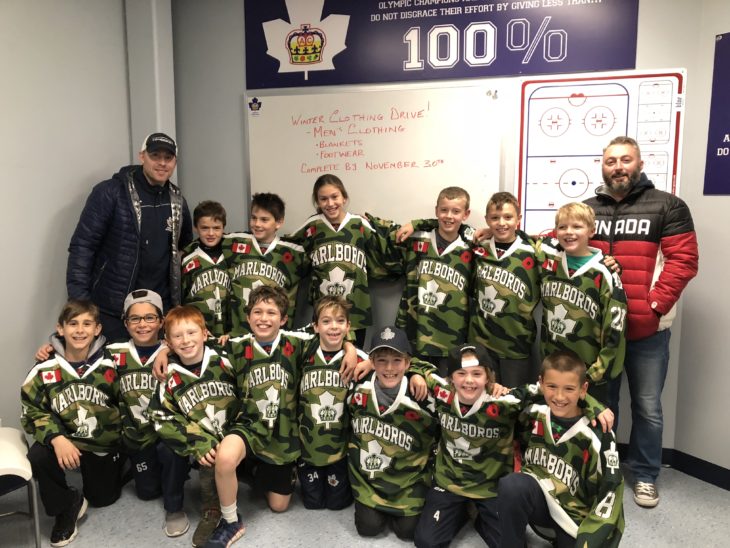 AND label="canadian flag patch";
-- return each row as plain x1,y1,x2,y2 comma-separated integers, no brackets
40,369,61,384
112,353,126,367
542,258,558,272
352,392,368,407
532,419,545,437
413,241,429,253
183,258,200,273
231,242,250,254
305,226,317,238
167,372,183,392
434,385,453,404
